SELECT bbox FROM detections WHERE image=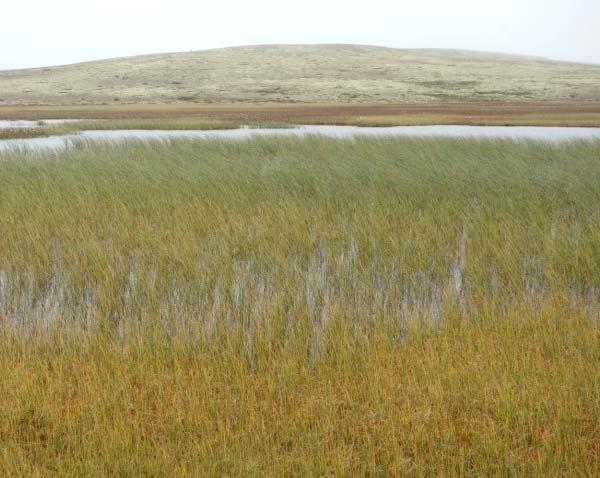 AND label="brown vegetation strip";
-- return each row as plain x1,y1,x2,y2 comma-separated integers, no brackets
0,102,600,121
